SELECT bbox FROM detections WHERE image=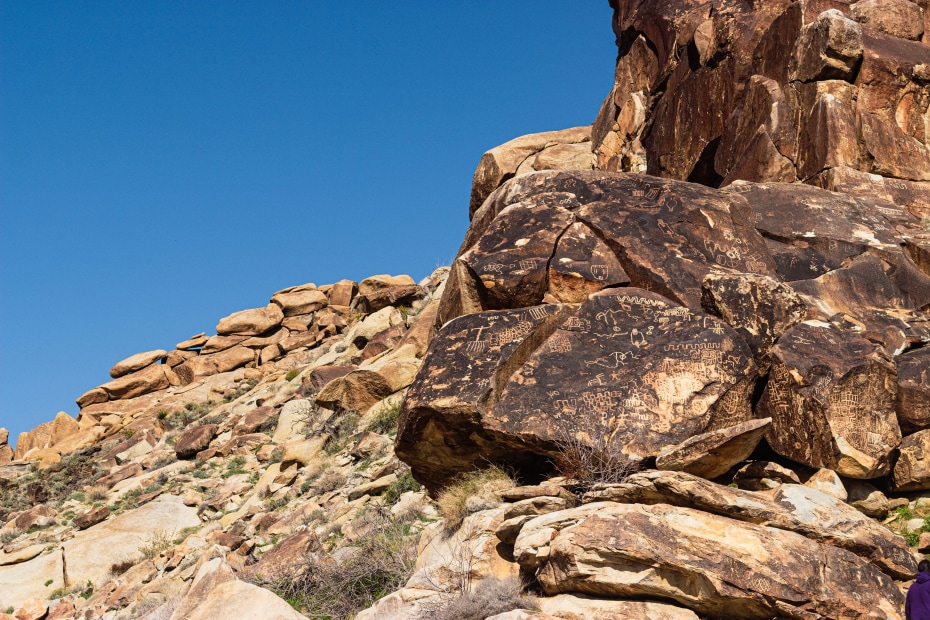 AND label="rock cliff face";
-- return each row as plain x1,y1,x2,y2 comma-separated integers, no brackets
3,2,930,619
